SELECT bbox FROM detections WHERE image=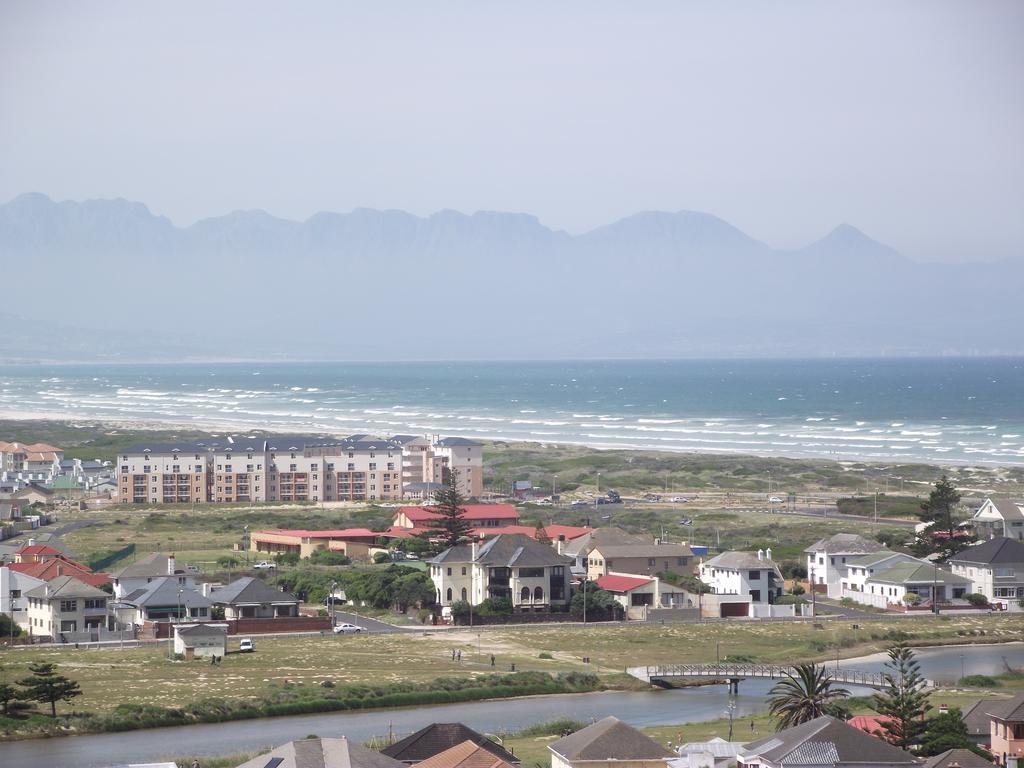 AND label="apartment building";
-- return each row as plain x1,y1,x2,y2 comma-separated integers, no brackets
396,435,484,499
0,441,63,483
118,433,438,504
